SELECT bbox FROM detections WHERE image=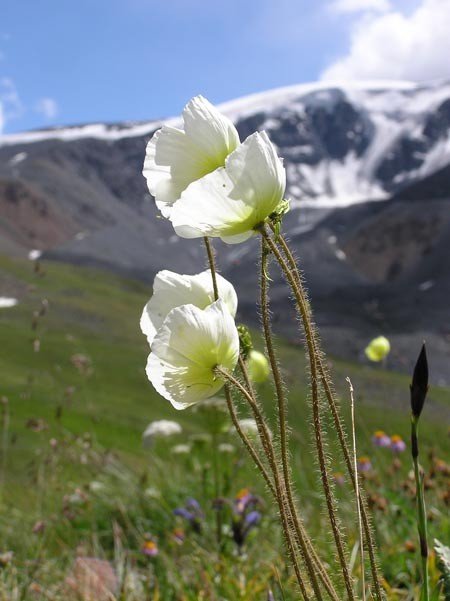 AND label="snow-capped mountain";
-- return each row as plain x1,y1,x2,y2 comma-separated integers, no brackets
1,80,449,380
2,80,450,210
